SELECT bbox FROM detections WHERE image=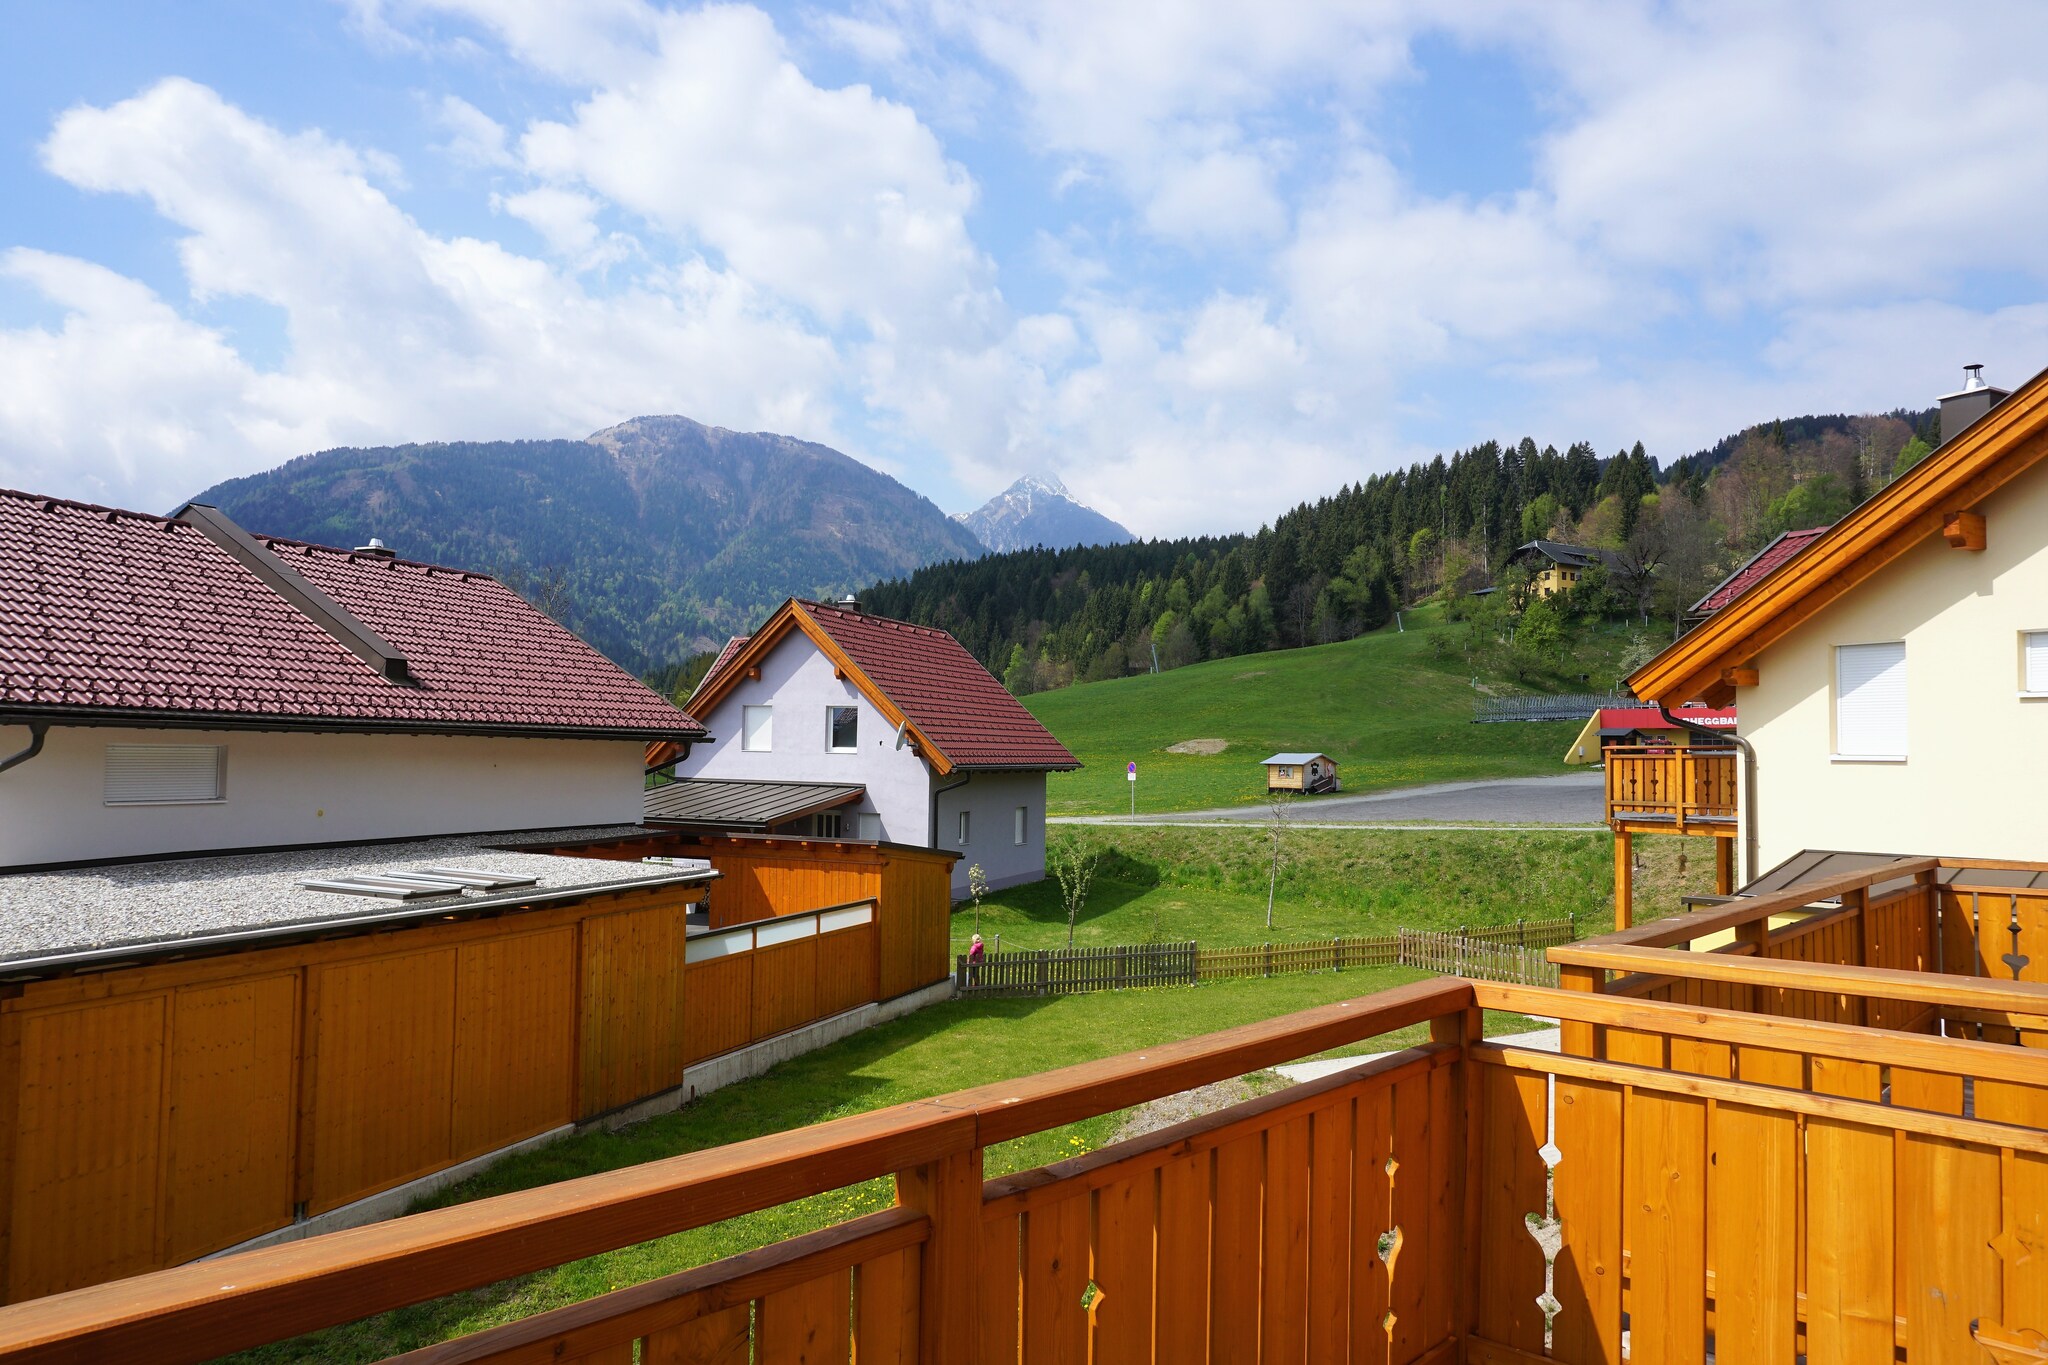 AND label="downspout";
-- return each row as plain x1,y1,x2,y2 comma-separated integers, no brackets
0,722,49,777
1656,703,1758,887
931,771,971,851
